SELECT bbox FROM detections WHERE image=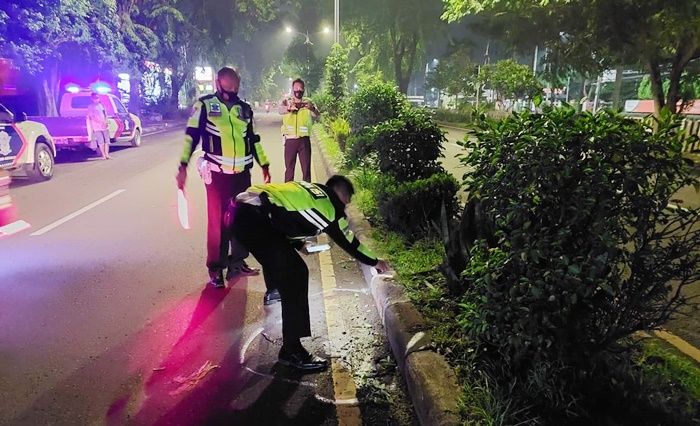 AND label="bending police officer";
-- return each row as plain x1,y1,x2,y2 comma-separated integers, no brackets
227,175,389,371
177,67,271,288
